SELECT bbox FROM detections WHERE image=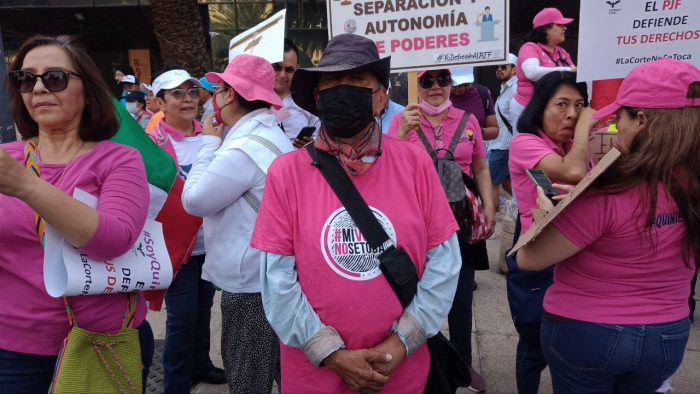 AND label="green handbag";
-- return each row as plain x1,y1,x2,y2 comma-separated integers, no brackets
23,140,142,394
49,296,142,394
